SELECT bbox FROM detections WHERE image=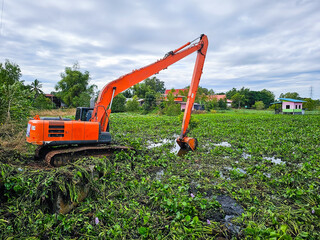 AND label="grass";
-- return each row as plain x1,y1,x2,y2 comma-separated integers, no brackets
0,110,319,239
30,108,76,117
